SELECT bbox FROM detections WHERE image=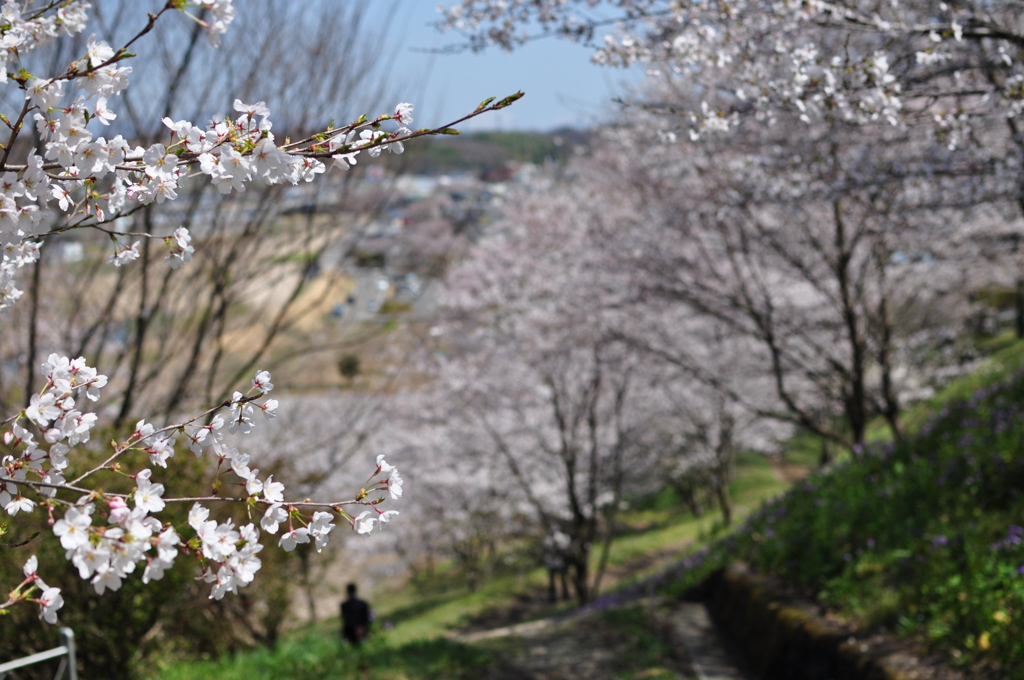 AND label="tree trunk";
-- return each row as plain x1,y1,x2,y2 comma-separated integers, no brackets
298,546,316,622
873,277,903,442
715,411,735,526
22,250,43,408
590,514,616,600
672,479,704,517
715,477,733,527
1017,276,1024,339
833,199,868,447
570,551,590,605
